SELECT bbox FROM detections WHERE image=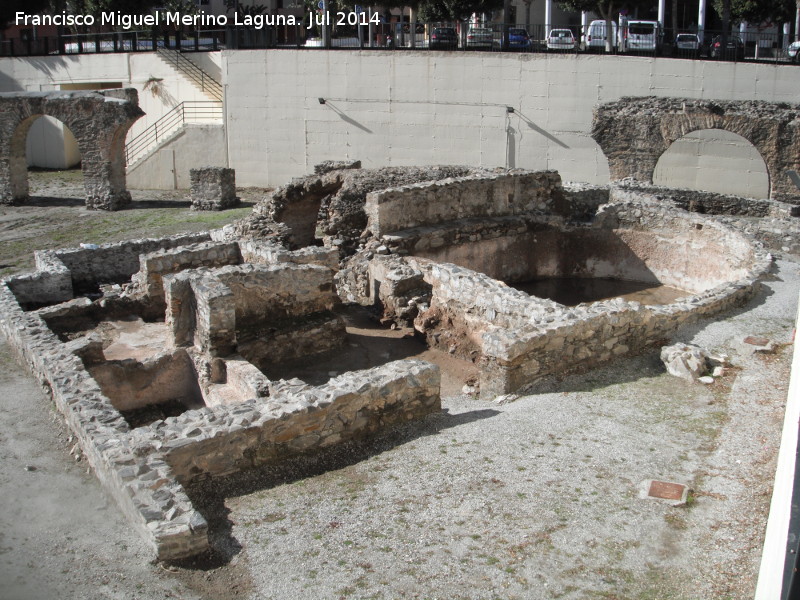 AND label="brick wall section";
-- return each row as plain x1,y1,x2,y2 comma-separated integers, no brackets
406,201,771,399
0,90,144,209
591,97,800,203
